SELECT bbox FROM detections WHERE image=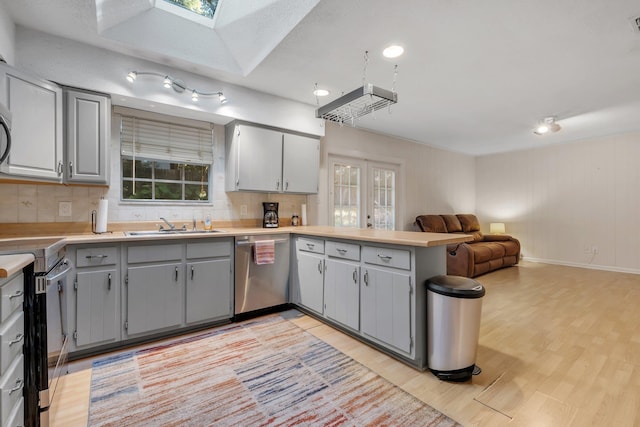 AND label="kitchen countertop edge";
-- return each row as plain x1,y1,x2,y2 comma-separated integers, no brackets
0,253,36,278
